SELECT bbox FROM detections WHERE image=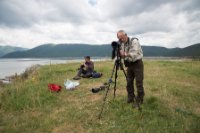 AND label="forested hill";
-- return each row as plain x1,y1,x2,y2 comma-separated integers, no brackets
1,44,112,58
0,45,28,57
1,43,200,58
